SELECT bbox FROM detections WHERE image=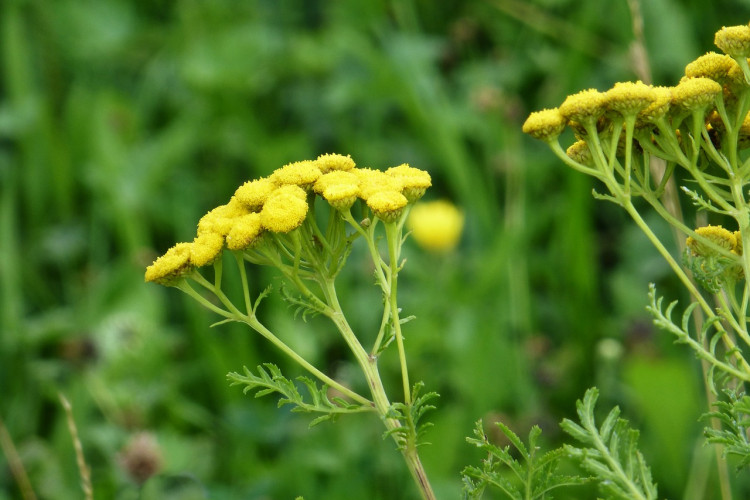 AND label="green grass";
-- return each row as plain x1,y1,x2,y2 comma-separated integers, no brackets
3,0,750,498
